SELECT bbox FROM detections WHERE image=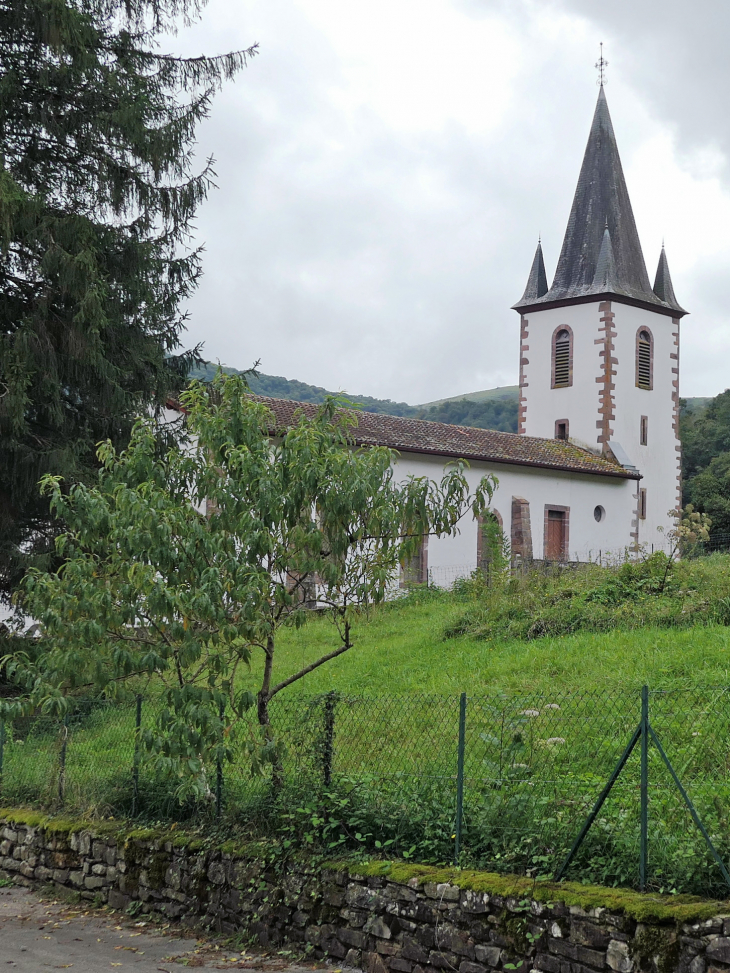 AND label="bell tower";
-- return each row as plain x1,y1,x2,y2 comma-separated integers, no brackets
512,84,687,552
